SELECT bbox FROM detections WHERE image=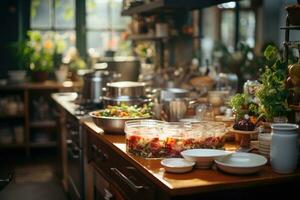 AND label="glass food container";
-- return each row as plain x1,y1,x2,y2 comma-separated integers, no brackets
125,120,227,158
